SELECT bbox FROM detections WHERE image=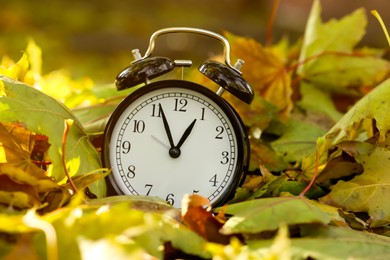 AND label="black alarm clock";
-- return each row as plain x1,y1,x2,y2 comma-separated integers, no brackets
102,27,254,207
